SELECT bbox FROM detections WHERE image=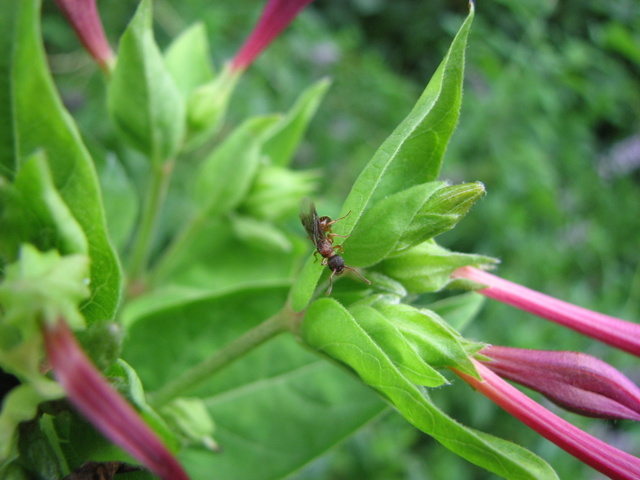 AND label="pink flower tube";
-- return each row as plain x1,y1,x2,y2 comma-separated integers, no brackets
231,0,316,72
44,318,190,480
453,266,640,356
53,0,115,73
453,360,640,480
